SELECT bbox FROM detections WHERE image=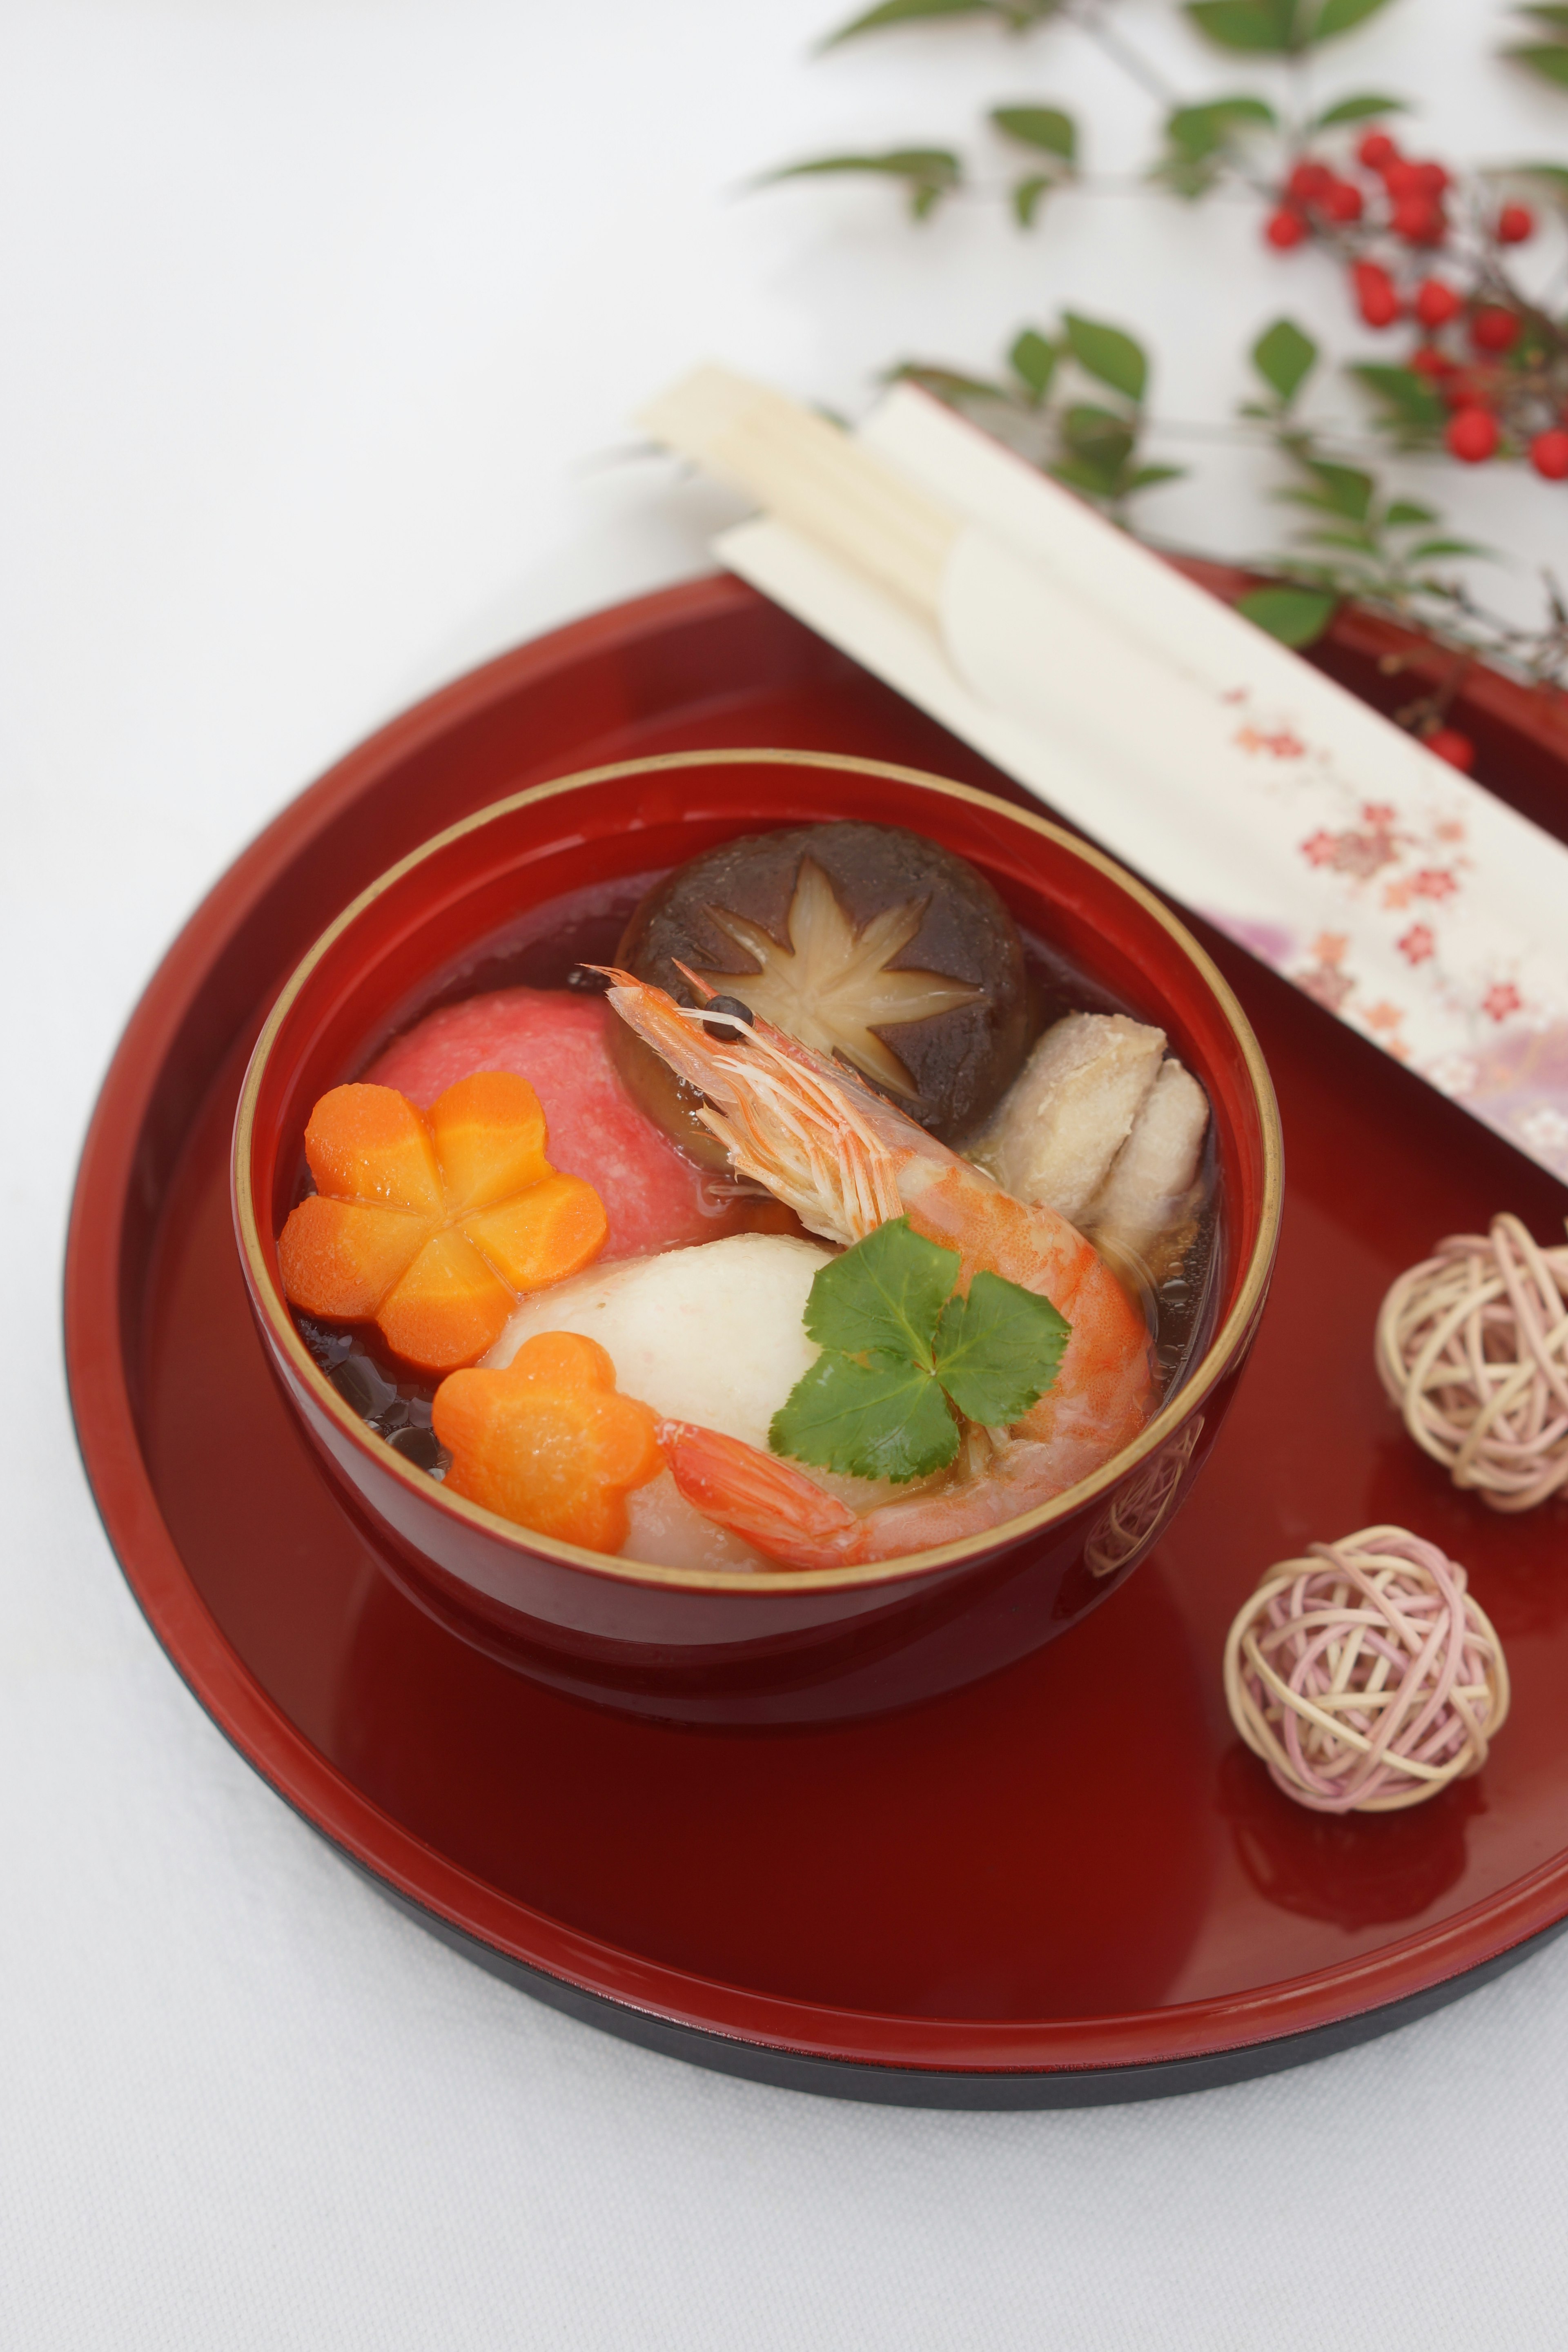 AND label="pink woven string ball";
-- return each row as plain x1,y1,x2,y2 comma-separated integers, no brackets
1223,1526,1510,1813
1376,1213,1568,1511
